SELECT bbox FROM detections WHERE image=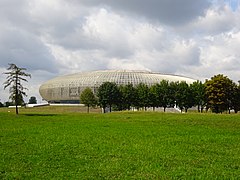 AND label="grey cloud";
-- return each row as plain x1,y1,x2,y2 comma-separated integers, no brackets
0,27,58,73
48,25,107,51
0,0,29,22
78,0,210,25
